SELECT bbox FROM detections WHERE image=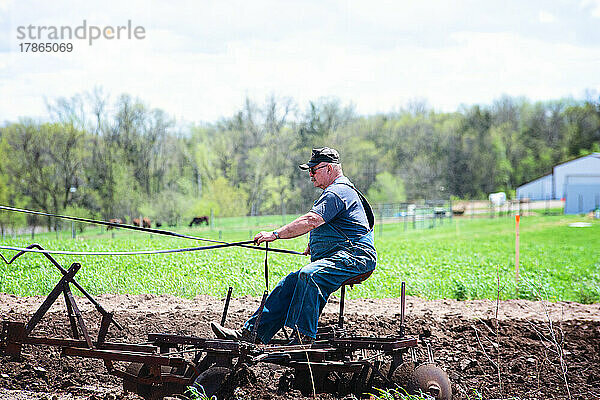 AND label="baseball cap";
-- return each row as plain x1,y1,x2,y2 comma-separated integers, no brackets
299,147,340,170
